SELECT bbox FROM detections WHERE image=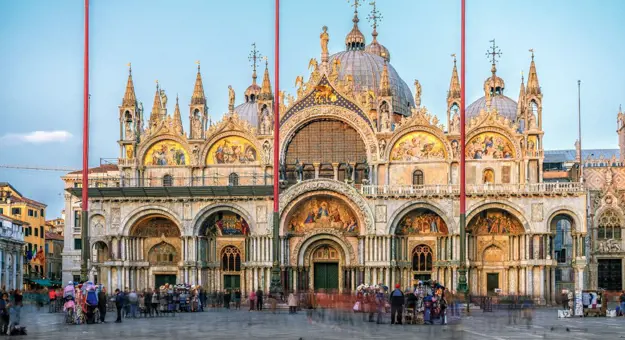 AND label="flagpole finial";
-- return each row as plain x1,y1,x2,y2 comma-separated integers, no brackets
529,48,535,60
